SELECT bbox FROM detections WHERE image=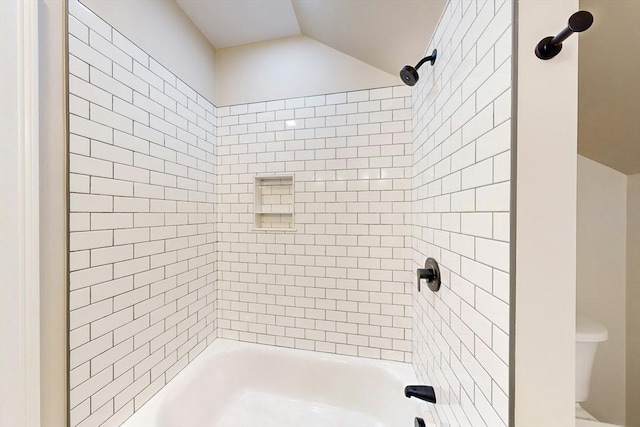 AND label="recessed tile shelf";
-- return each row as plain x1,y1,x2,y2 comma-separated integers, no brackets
253,175,295,231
